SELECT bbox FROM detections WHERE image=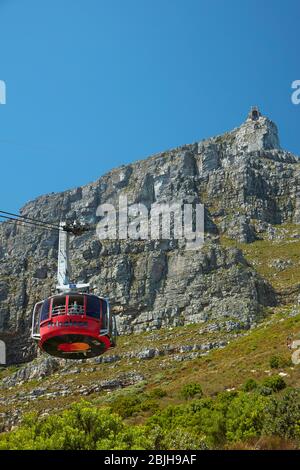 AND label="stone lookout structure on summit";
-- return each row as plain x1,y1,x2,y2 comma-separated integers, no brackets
233,106,281,153
249,106,261,121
